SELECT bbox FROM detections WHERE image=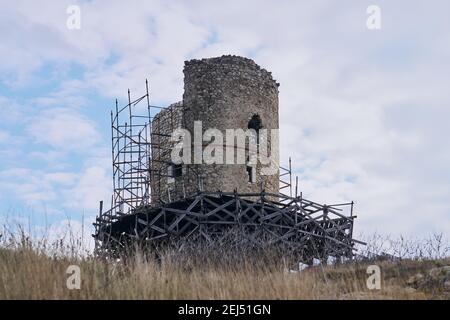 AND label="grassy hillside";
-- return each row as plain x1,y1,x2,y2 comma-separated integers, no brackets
0,243,449,299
